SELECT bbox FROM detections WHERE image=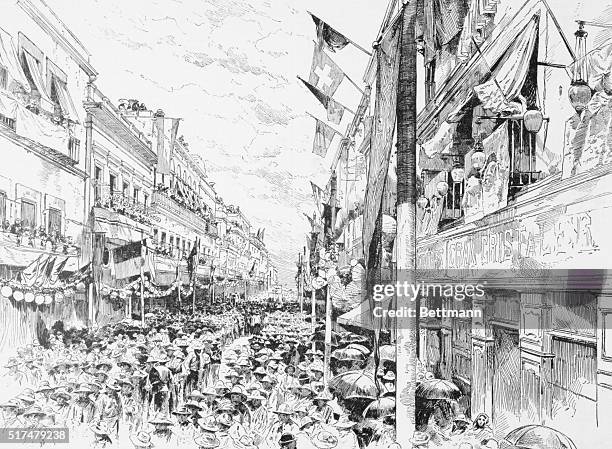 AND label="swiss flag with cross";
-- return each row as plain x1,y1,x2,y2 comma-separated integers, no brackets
309,43,344,97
